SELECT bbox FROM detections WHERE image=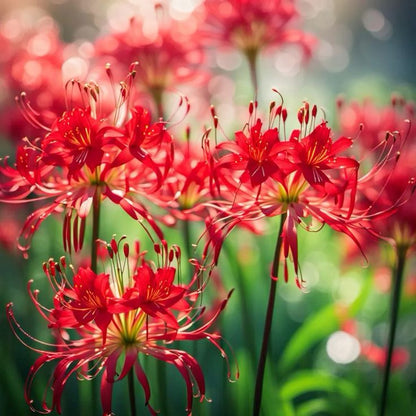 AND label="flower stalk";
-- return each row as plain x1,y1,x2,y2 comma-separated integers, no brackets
246,50,259,102
157,360,168,416
252,213,287,416
91,186,102,273
379,245,408,416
